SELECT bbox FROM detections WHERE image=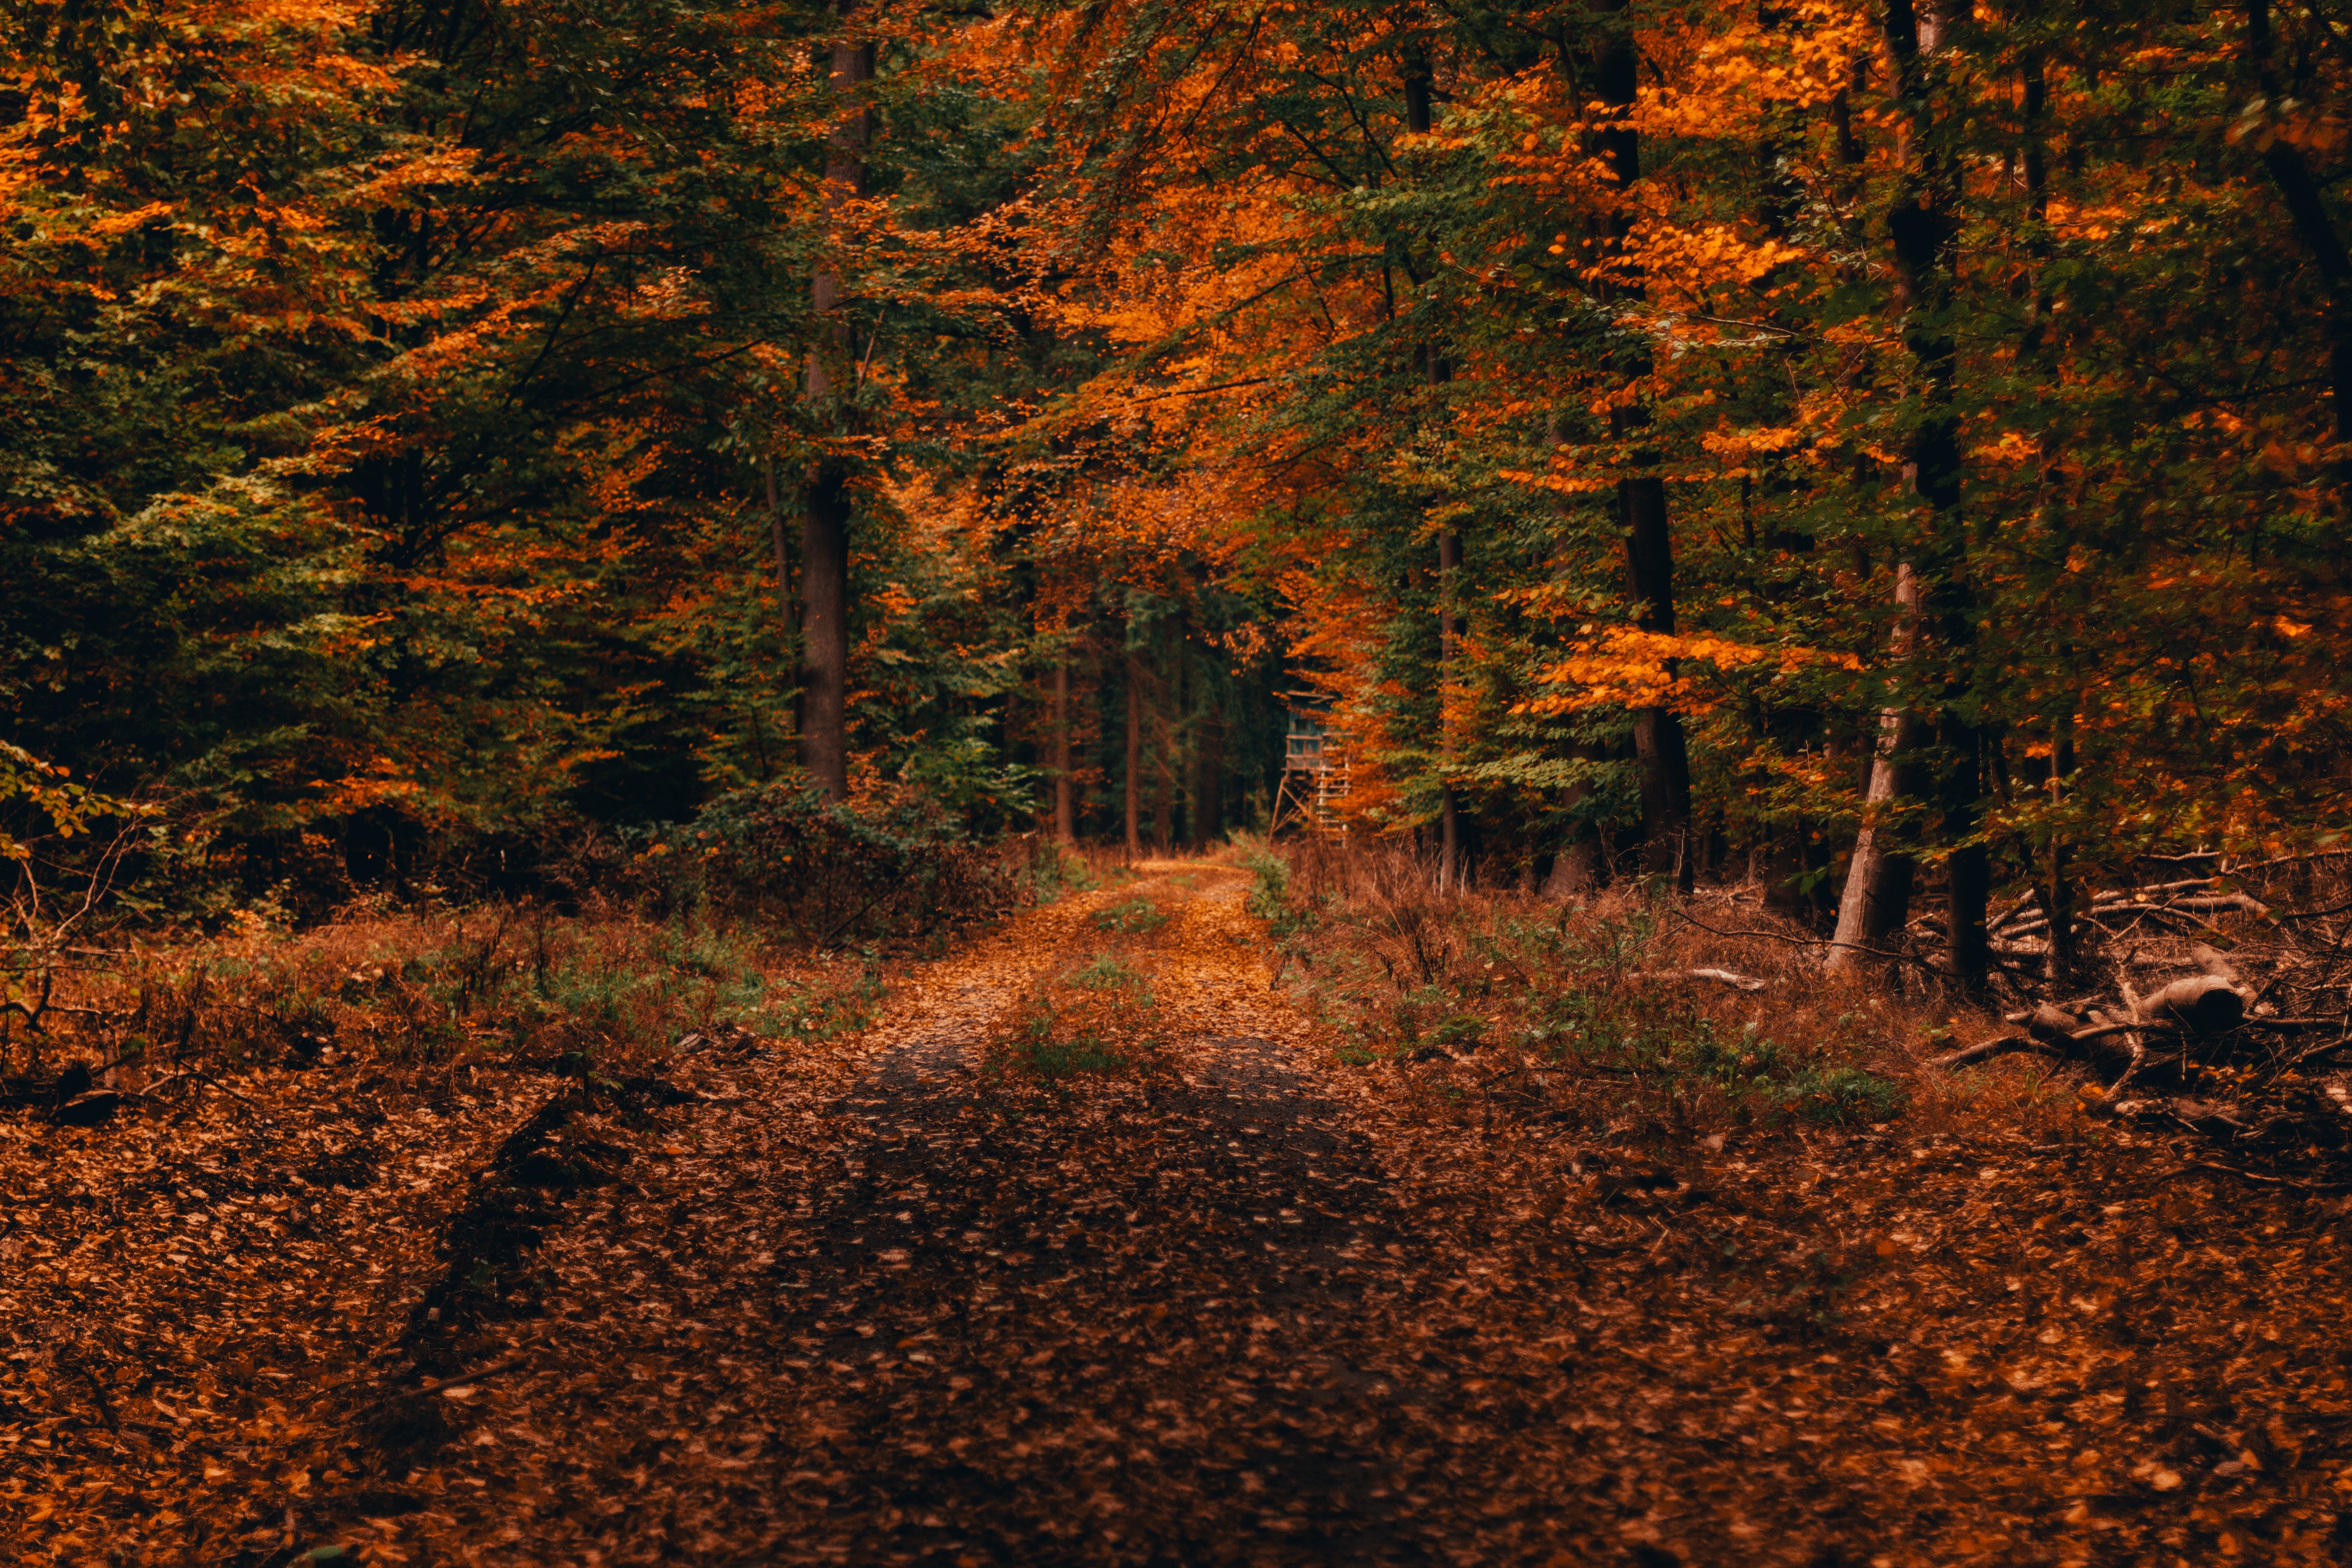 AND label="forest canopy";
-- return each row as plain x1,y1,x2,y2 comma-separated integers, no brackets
3,0,2348,965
